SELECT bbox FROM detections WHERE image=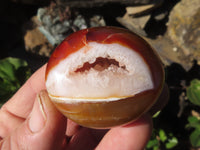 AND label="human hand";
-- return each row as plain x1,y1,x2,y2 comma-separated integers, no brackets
0,64,168,150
